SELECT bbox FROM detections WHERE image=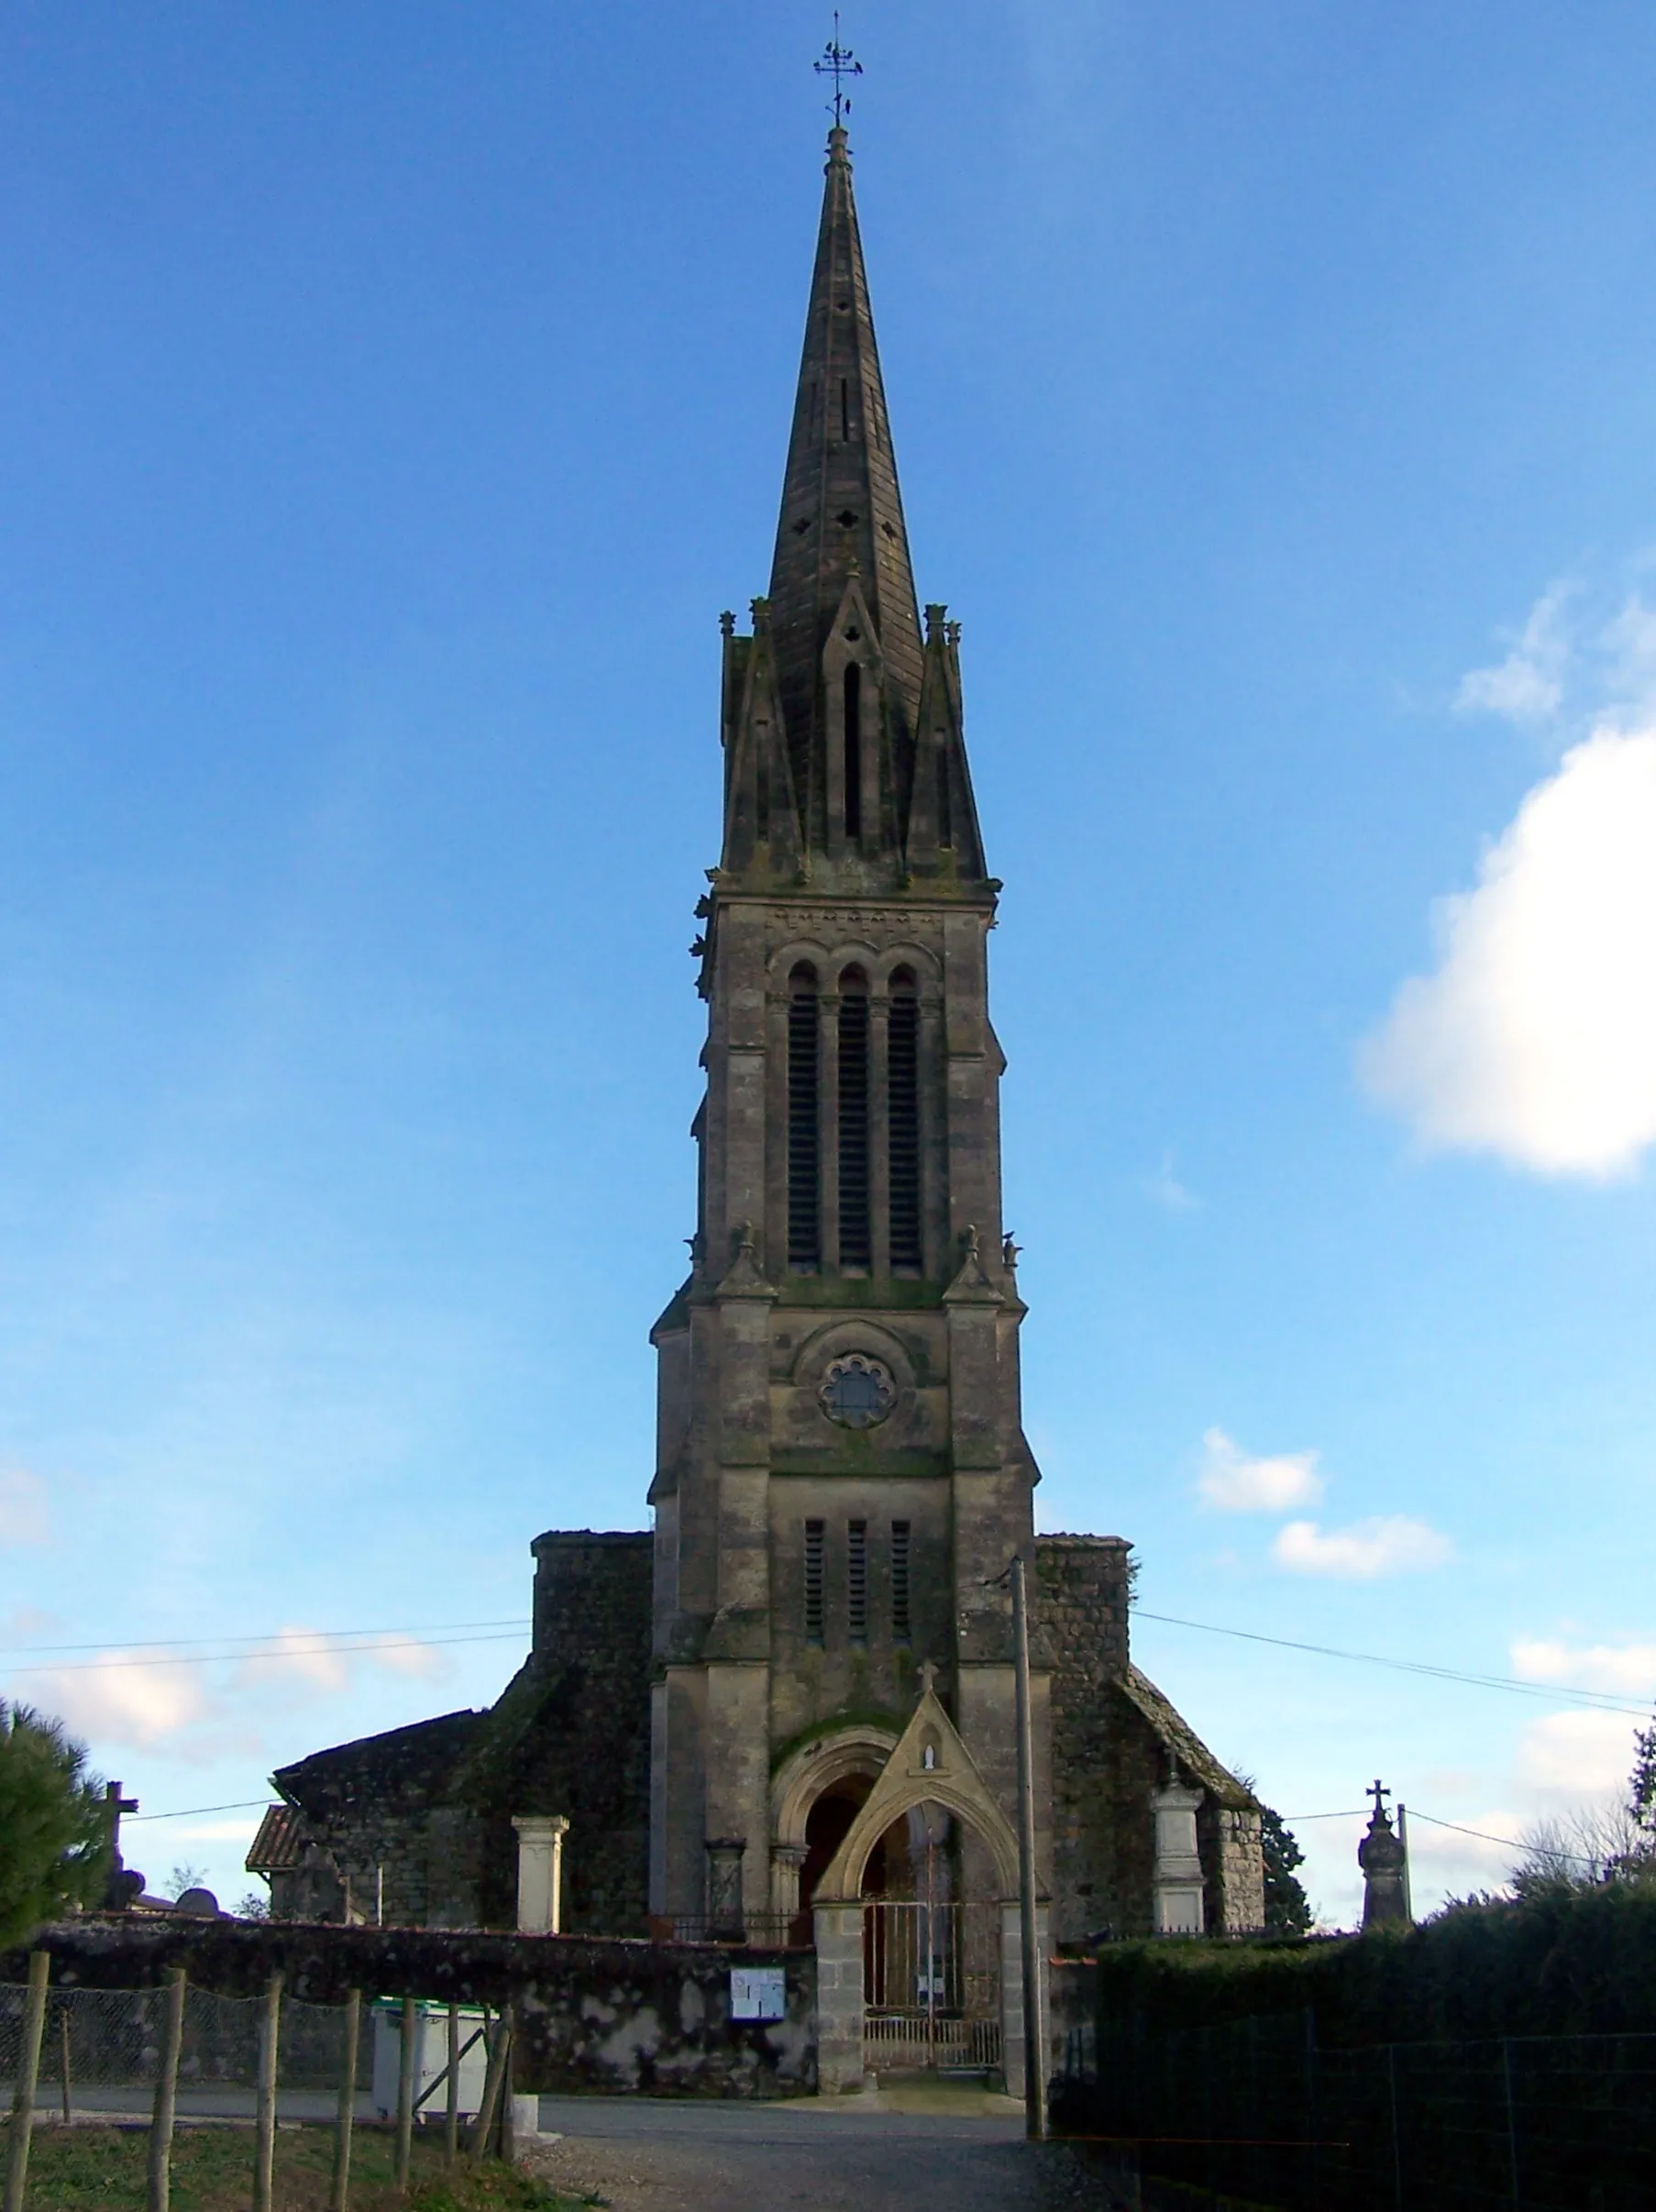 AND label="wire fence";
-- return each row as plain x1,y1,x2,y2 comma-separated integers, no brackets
0,1981,362,2102
1,1956,518,2212
1052,2008,1656,2211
